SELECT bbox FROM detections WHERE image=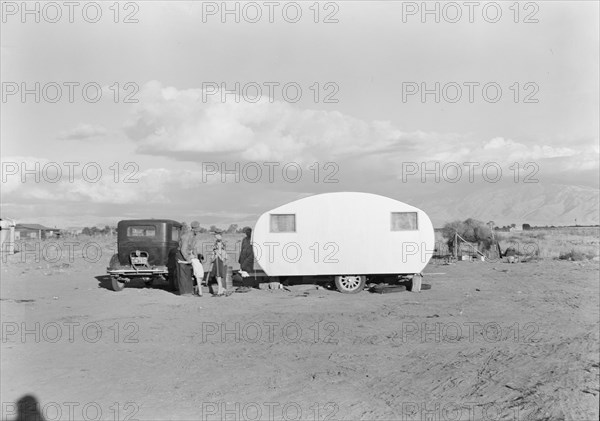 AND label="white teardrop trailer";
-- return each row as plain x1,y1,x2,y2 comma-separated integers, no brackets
251,192,435,293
